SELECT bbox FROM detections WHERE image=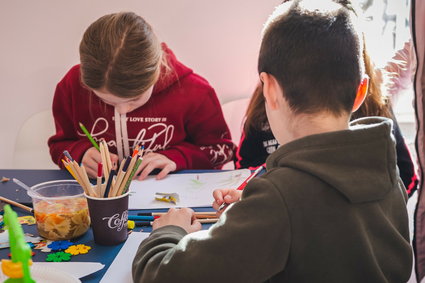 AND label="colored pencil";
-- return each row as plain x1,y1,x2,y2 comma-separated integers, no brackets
218,165,265,211
63,150,74,161
137,211,217,216
63,141,146,199
110,156,131,197
101,140,113,173
62,159,78,180
235,165,264,191
99,142,110,181
80,165,97,197
116,155,139,196
130,221,152,227
97,163,103,197
0,196,33,213
79,122,100,151
71,161,90,193
132,144,140,157
198,218,218,224
136,212,217,219
103,170,116,198
66,160,86,192
128,215,155,221
119,156,143,195
128,218,219,227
